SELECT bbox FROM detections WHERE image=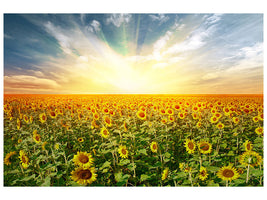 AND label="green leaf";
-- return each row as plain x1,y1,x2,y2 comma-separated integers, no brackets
140,174,151,182
21,174,36,182
250,169,263,177
100,161,111,170
119,159,130,166
207,180,219,186
220,143,227,149
138,149,147,155
207,166,220,173
164,152,171,158
227,151,235,156
41,176,51,186
127,163,136,171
